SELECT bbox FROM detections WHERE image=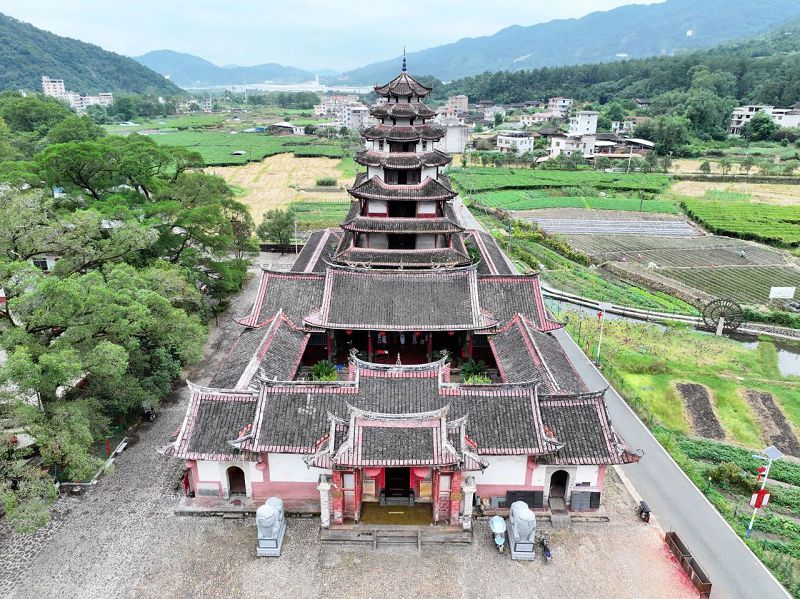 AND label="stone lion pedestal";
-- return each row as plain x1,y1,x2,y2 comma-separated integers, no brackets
256,496,286,557
506,500,536,561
